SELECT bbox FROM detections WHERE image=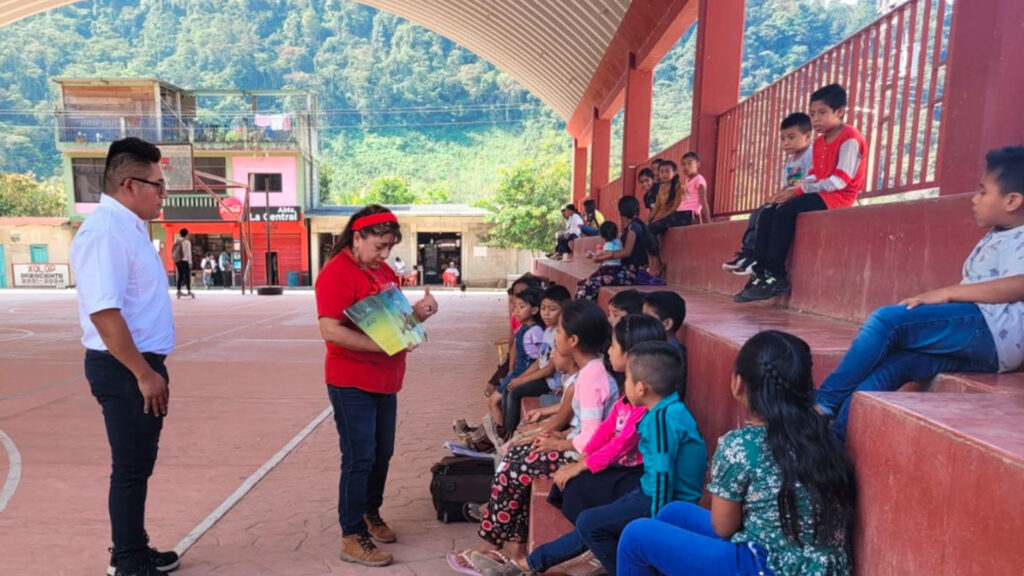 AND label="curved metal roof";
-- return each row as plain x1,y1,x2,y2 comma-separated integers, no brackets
0,0,631,120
